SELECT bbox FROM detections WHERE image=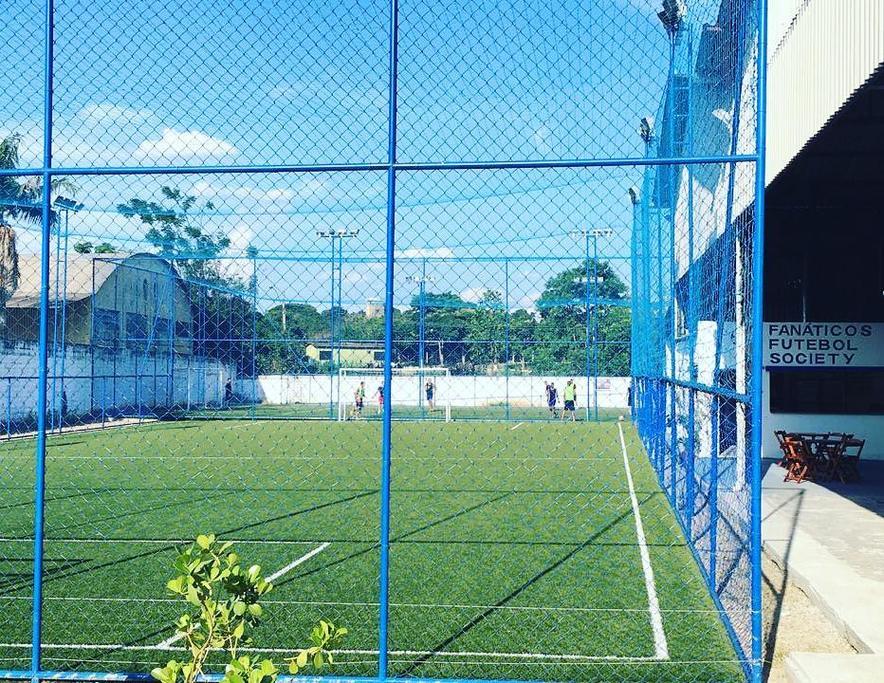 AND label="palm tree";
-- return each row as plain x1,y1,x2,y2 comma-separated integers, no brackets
0,134,76,333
